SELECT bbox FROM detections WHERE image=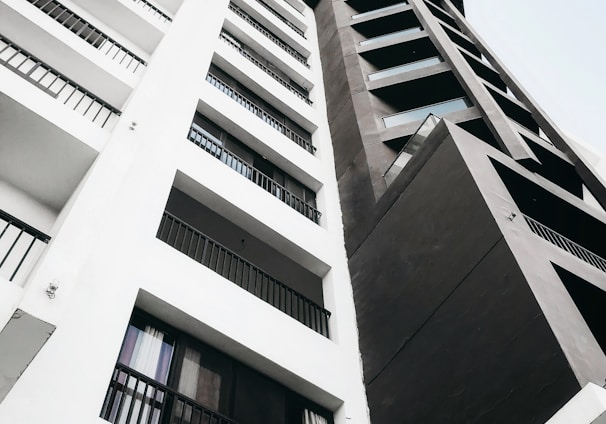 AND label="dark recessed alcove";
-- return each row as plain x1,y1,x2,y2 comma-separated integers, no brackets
554,264,606,354
492,159,606,257
461,50,507,90
456,118,500,150
521,136,583,198
346,0,405,13
352,9,419,39
372,71,466,111
360,36,438,70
